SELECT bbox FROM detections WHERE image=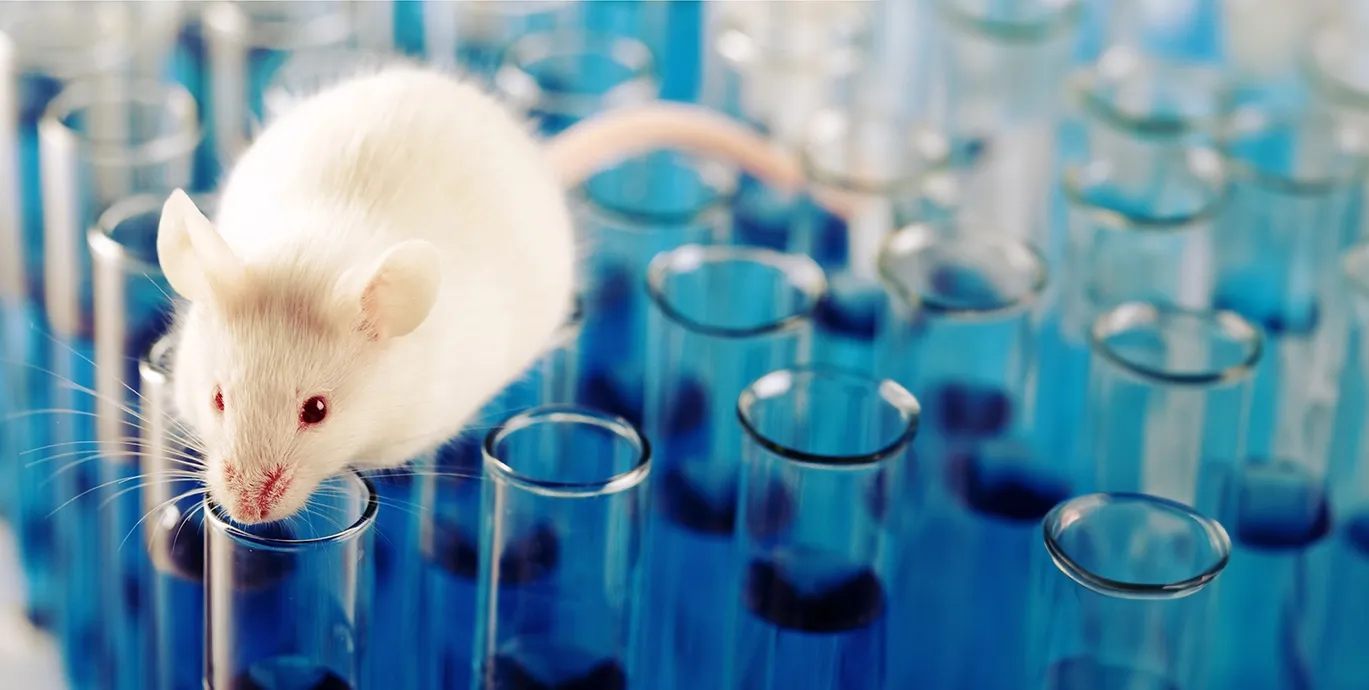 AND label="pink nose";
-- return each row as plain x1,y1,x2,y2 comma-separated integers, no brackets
224,463,291,522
